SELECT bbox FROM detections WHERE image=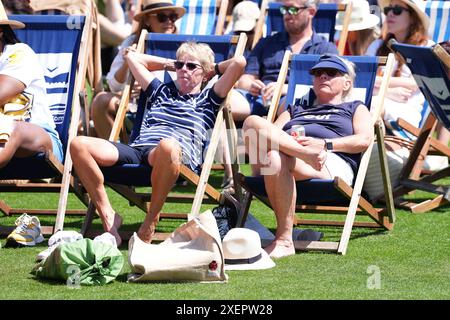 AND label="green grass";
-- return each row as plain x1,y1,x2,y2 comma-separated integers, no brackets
0,168,449,300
